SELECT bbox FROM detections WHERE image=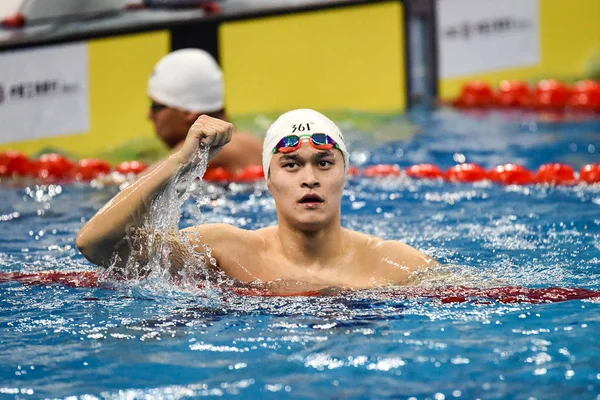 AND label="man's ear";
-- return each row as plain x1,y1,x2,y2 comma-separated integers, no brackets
265,171,272,190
